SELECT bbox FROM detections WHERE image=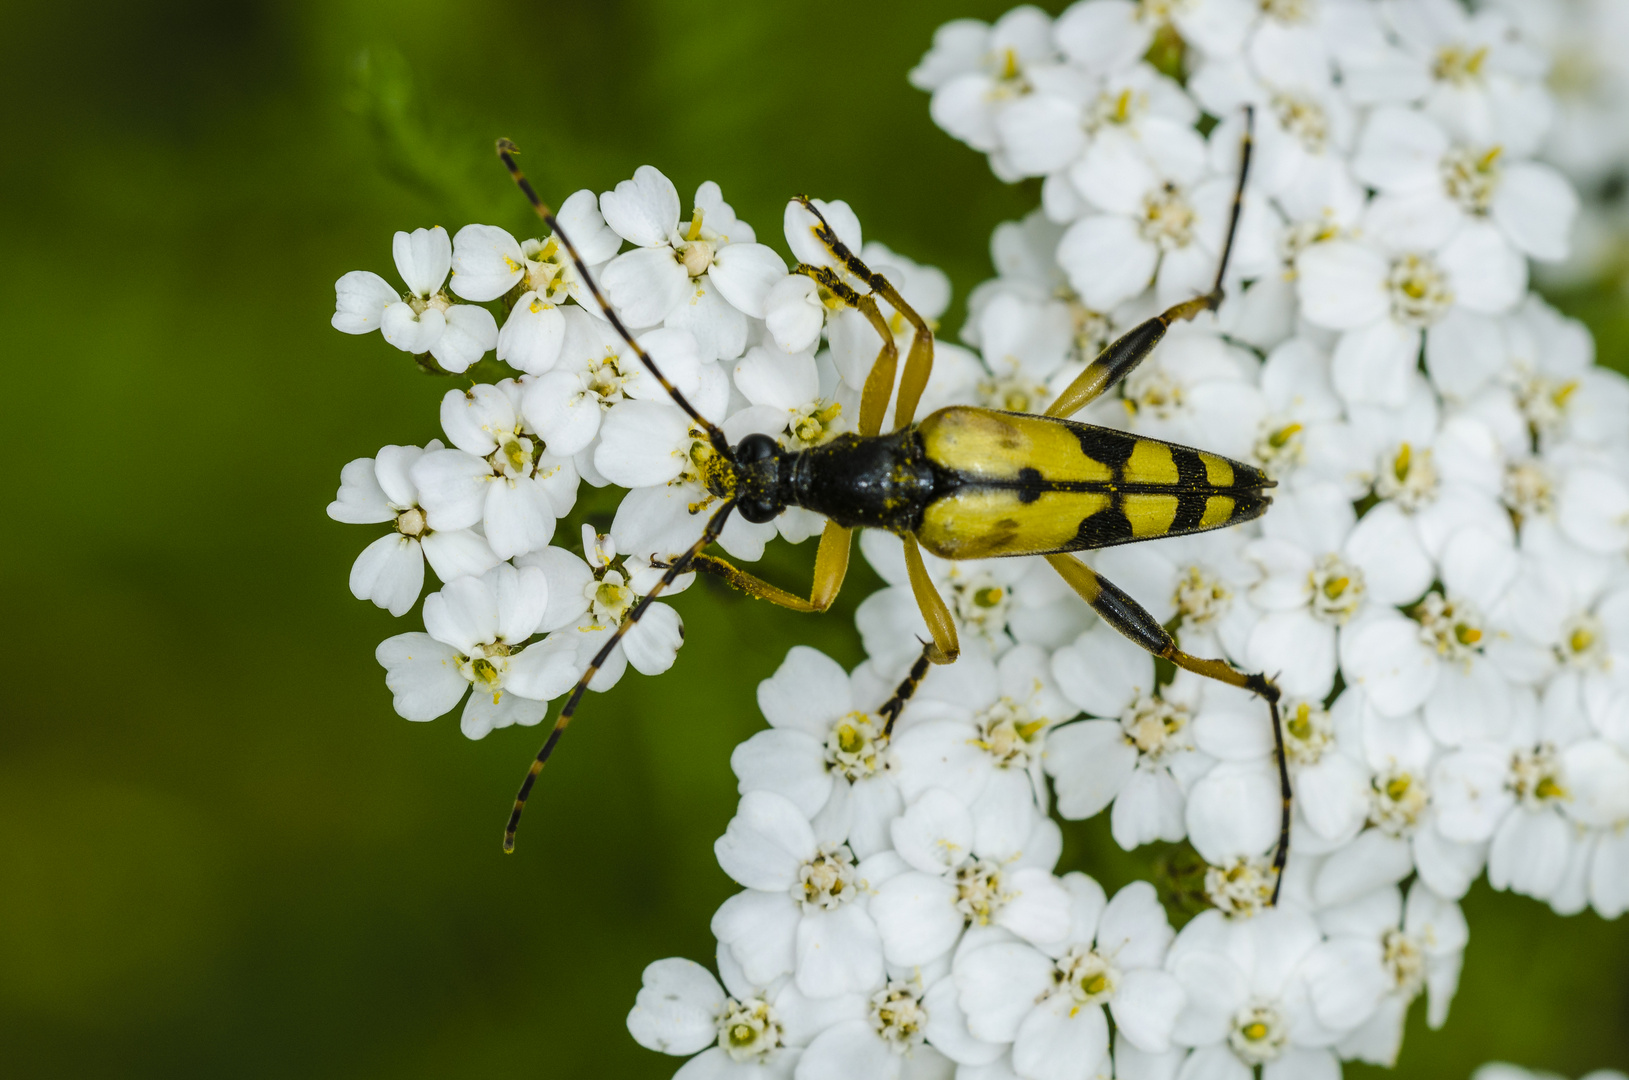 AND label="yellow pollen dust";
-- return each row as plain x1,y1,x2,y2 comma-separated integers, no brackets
1287,703,1314,741
1394,443,1413,482
1571,627,1596,654
1269,422,1303,448
1111,88,1133,122
1455,623,1482,646
1436,44,1489,84
1386,775,1413,802
1243,1022,1269,1041
973,586,1005,608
